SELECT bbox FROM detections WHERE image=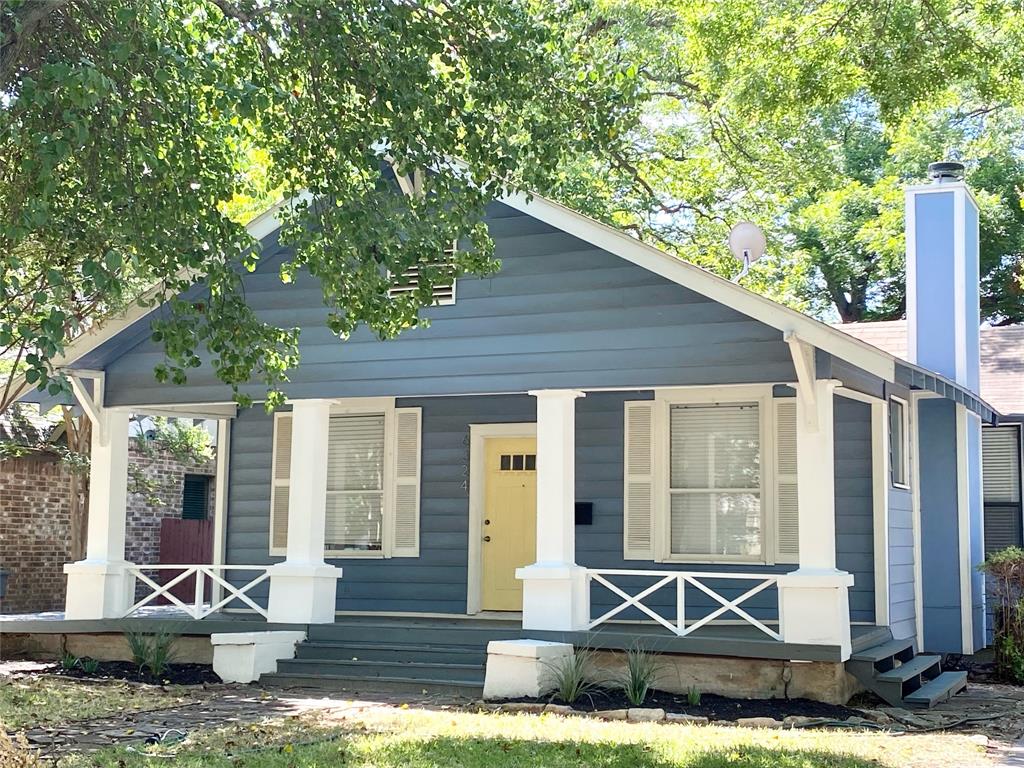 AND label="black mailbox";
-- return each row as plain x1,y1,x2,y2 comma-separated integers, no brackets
574,502,593,526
